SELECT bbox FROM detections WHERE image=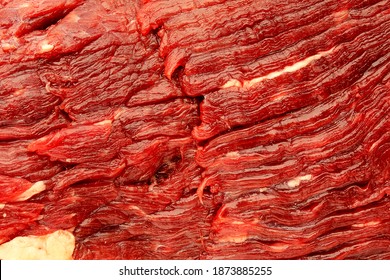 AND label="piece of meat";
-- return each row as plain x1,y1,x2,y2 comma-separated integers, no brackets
0,175,46,203
27,120,130,164
0,0,389,261
117,136,193,183
195,55,390,168
137,0,227,35
197,87,390,201
116,98,199,140
49,159,126,191
182,1,389,96
0,0,84,38
126,79,184,107
0,140,63,181
0,203,44,244
193,19,390,140
35,181,119,230
0,109,69,141
73,193,214,260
